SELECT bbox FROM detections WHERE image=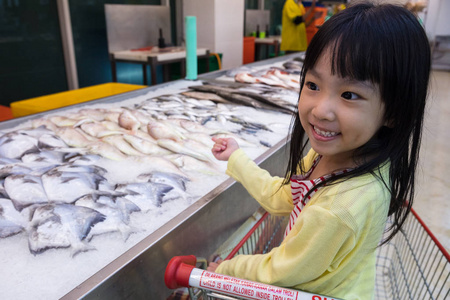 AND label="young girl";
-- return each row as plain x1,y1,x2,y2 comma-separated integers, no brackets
209,2,431,299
